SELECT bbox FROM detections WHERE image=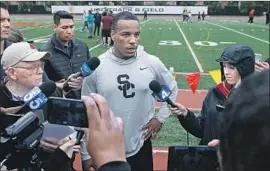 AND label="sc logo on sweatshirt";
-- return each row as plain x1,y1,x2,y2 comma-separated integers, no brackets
117,74,135,98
